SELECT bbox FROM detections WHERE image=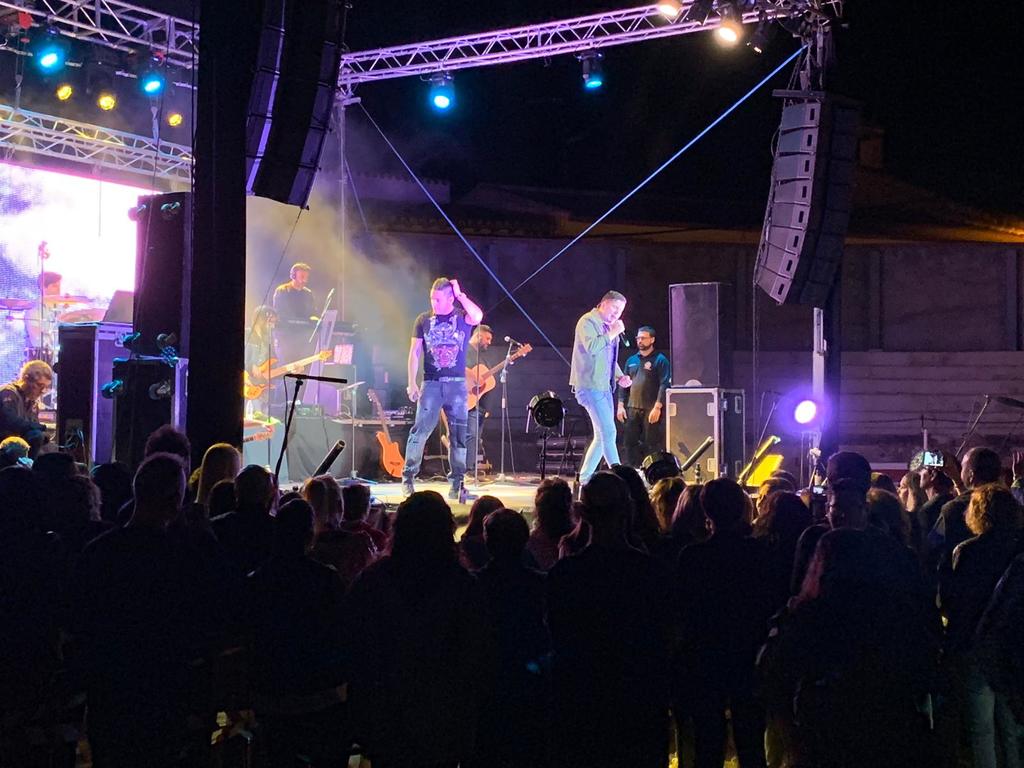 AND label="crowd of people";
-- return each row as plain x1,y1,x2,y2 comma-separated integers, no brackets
2,427,1024,768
